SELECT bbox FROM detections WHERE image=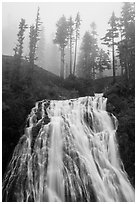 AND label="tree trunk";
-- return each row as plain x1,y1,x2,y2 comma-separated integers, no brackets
124,37,130,85
70,37,72,75
124,51,129,84
120,32,124,78
112,38,115,84
60,48,64,79
92,63,96,80
73,33,78,76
